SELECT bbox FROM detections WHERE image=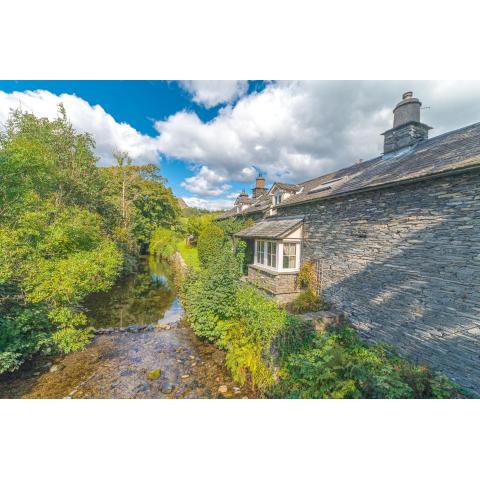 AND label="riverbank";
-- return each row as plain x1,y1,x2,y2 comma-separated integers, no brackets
0,317,256,399
0,254,257,399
